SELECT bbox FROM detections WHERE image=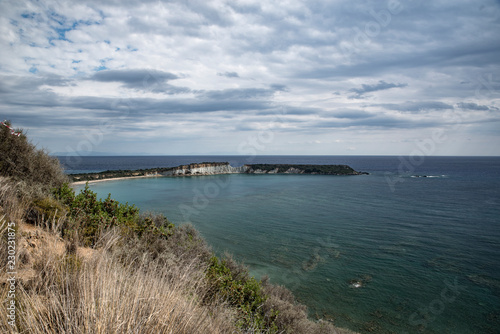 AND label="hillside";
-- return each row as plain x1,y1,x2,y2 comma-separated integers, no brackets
1,122,358,333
